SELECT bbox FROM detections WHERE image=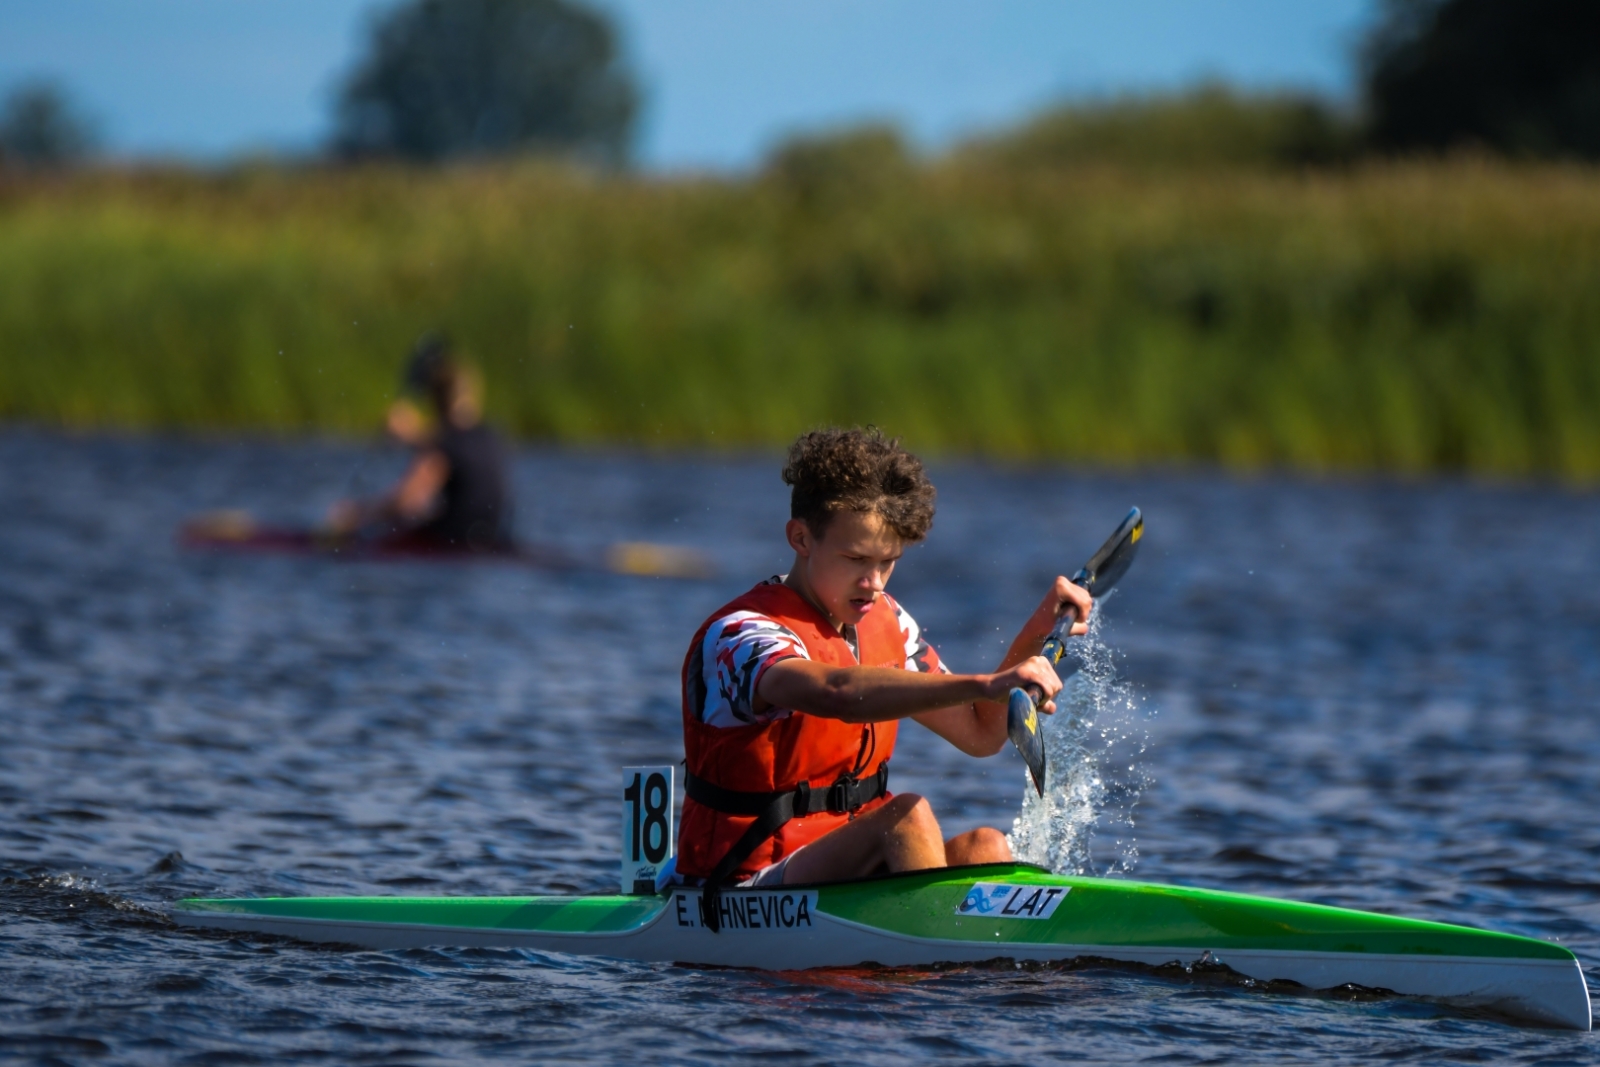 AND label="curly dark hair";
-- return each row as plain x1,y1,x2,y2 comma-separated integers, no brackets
782,427,936,542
